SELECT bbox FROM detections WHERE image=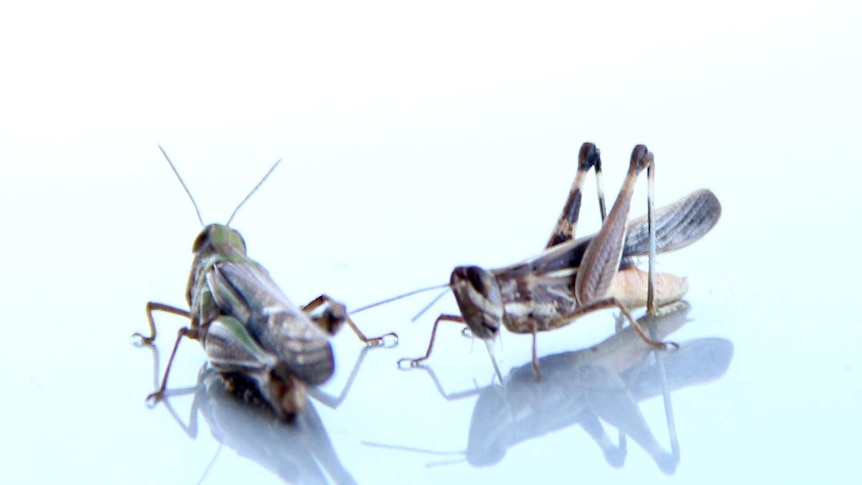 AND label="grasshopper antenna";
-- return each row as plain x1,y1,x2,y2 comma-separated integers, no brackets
352,283,449,314
227,159,283,227
411,288,449,322
362,441,467,467
362,441,466,466
160,145,205,226
363,441,465,455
